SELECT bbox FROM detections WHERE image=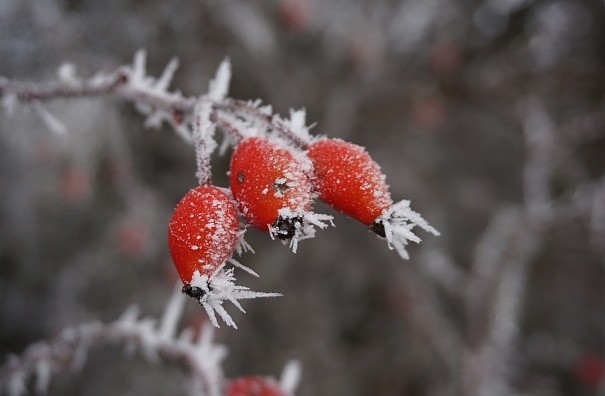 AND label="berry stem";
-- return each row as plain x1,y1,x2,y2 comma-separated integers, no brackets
0,59,309,150
192,102,217,185
209,111,245,144
213,98,311,149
